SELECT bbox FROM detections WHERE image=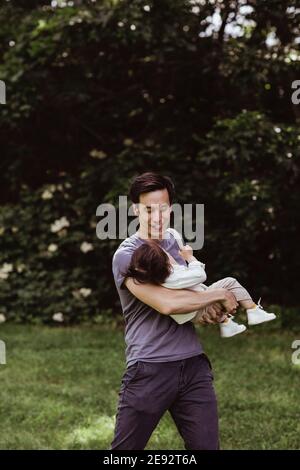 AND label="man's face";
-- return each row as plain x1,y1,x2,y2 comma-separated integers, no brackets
134,188,172,239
